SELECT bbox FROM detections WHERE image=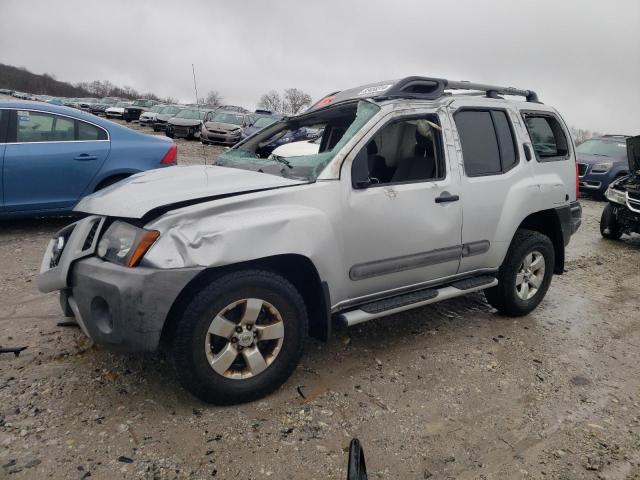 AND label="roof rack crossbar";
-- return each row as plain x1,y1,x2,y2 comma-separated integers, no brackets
445,80,539,103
